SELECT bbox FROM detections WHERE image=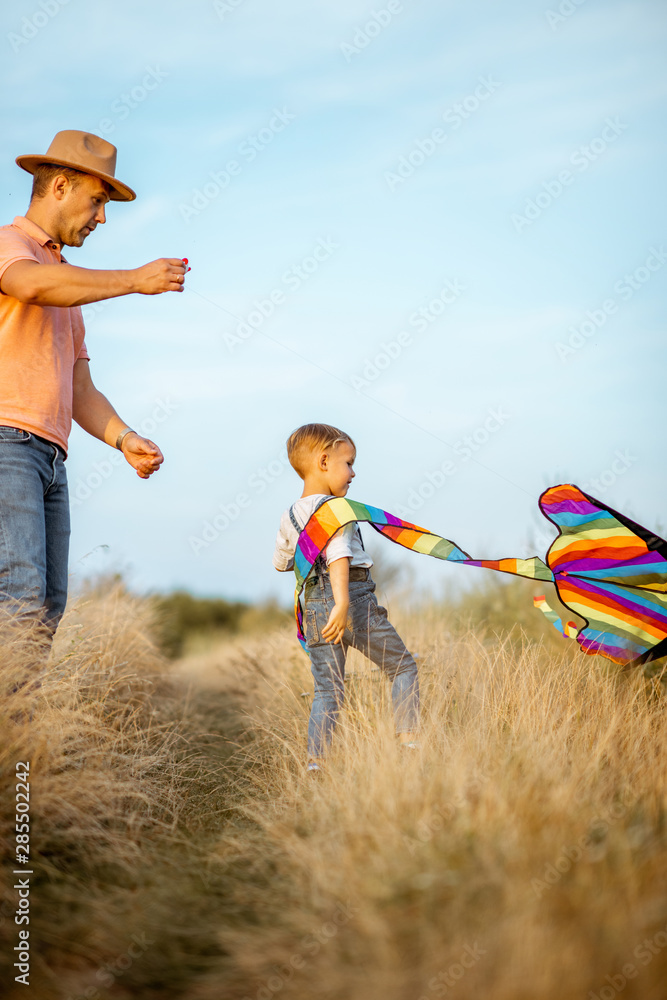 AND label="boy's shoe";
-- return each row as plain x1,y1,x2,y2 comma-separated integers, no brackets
306,761,323,774
400,740,421,750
